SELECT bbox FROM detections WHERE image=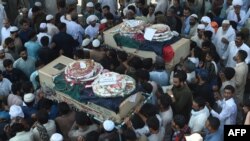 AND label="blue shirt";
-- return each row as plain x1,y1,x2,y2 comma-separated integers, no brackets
150,70,169,86
24,41,41,60
13,57,36,78
204,126,224,141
